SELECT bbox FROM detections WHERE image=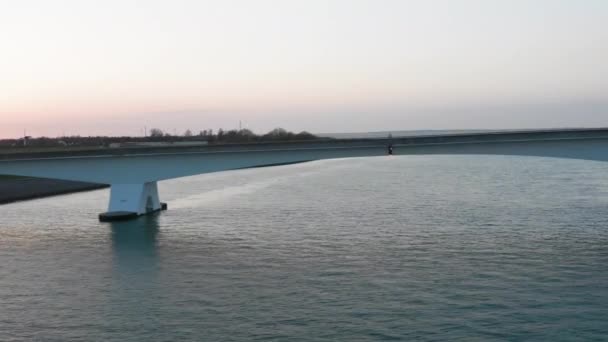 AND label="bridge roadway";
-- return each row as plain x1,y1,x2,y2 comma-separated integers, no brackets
2,128,608,221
